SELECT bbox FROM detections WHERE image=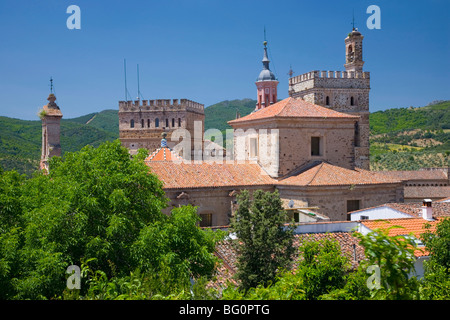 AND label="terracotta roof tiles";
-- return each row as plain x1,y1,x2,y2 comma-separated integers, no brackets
278,162,401,186
146,160,277,189
228,97,359,124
